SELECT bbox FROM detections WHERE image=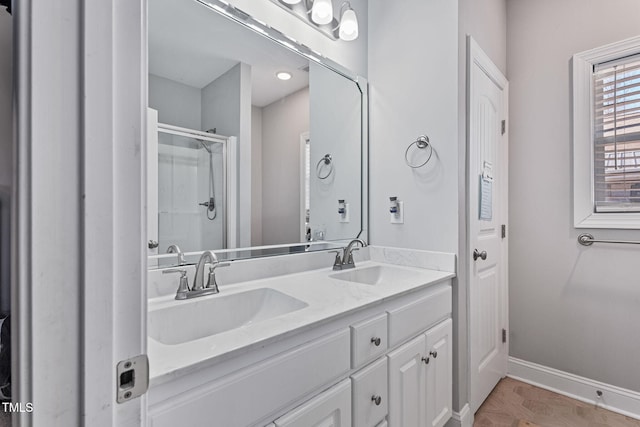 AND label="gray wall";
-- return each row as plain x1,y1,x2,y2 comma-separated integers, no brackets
368,0,458,253
202,63,243,137
251,105,263,246
0,10,12,314
309,62,362,242
507,0,640,392
149,73,201,130
457,0,507,412
260,88,309,245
